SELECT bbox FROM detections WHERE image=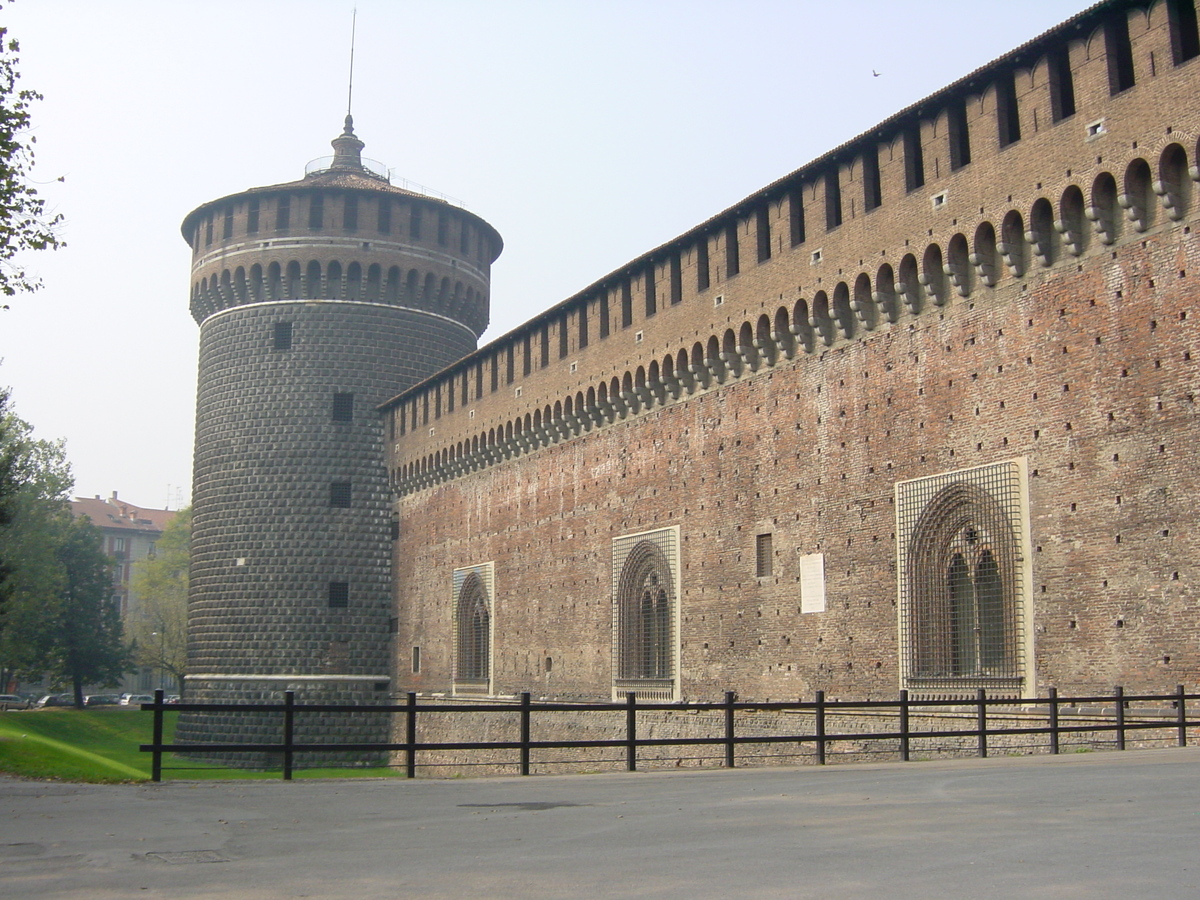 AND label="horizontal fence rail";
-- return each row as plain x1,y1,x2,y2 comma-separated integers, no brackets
140,685,1199,781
